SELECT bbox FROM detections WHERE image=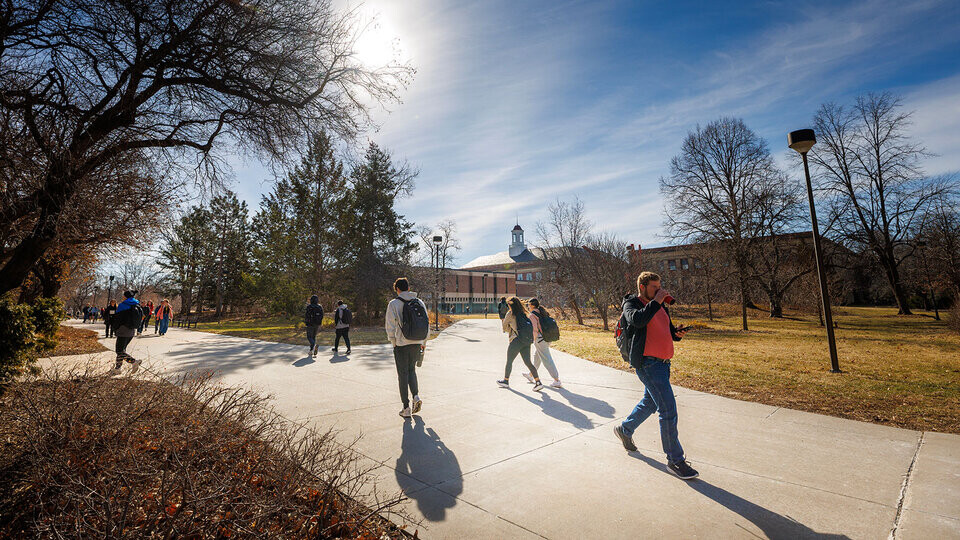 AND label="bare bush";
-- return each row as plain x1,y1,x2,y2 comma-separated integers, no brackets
0,367,411,538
